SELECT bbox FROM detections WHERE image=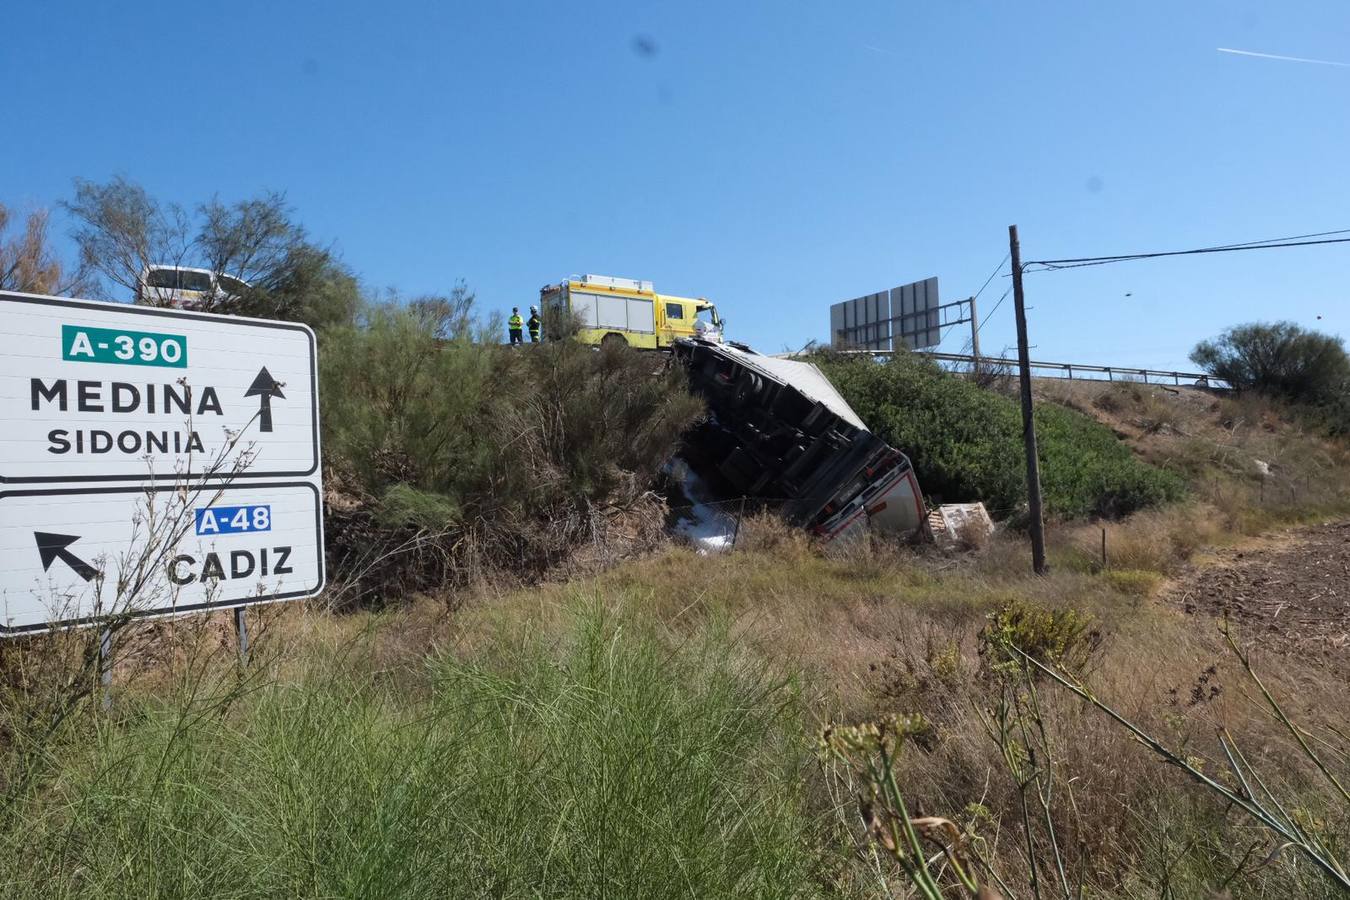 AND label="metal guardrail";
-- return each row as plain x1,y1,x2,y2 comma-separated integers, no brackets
838,350,1226,388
